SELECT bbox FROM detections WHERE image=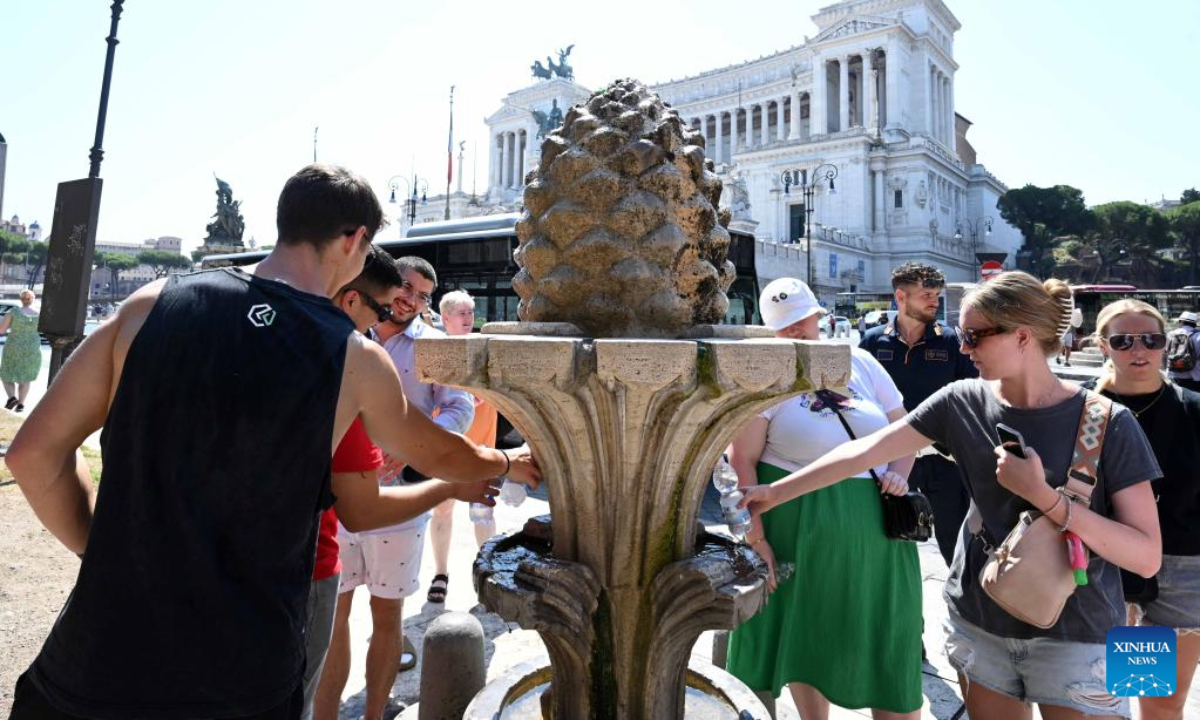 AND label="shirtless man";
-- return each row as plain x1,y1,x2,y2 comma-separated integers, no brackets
6,164,538,720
